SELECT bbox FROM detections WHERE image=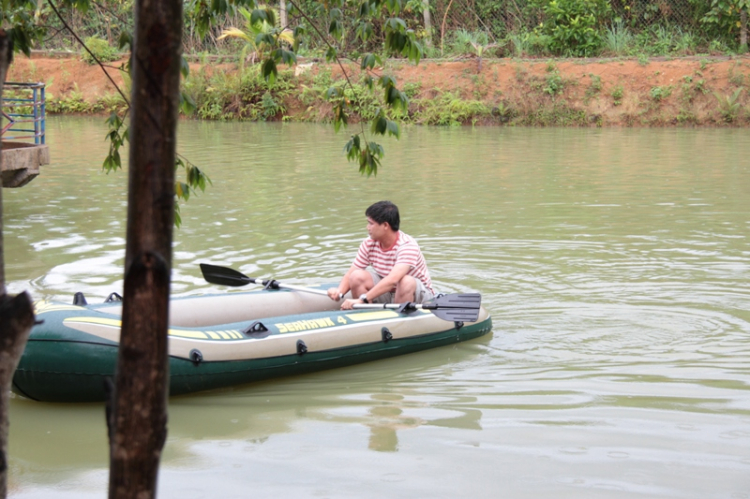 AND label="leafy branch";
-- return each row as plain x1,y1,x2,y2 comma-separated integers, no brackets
41,0,210,227
284,0,423,176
